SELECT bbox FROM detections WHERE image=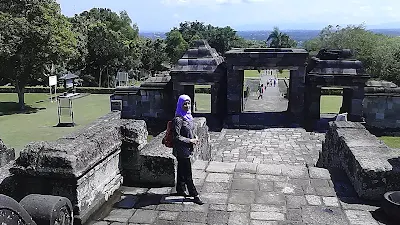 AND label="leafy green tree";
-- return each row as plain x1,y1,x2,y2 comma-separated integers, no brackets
171,21,245,55
0,0,77,110
165,30,188,64
87,22,126,87
303,24,400,84
140,38,168,75
70,8,140,87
